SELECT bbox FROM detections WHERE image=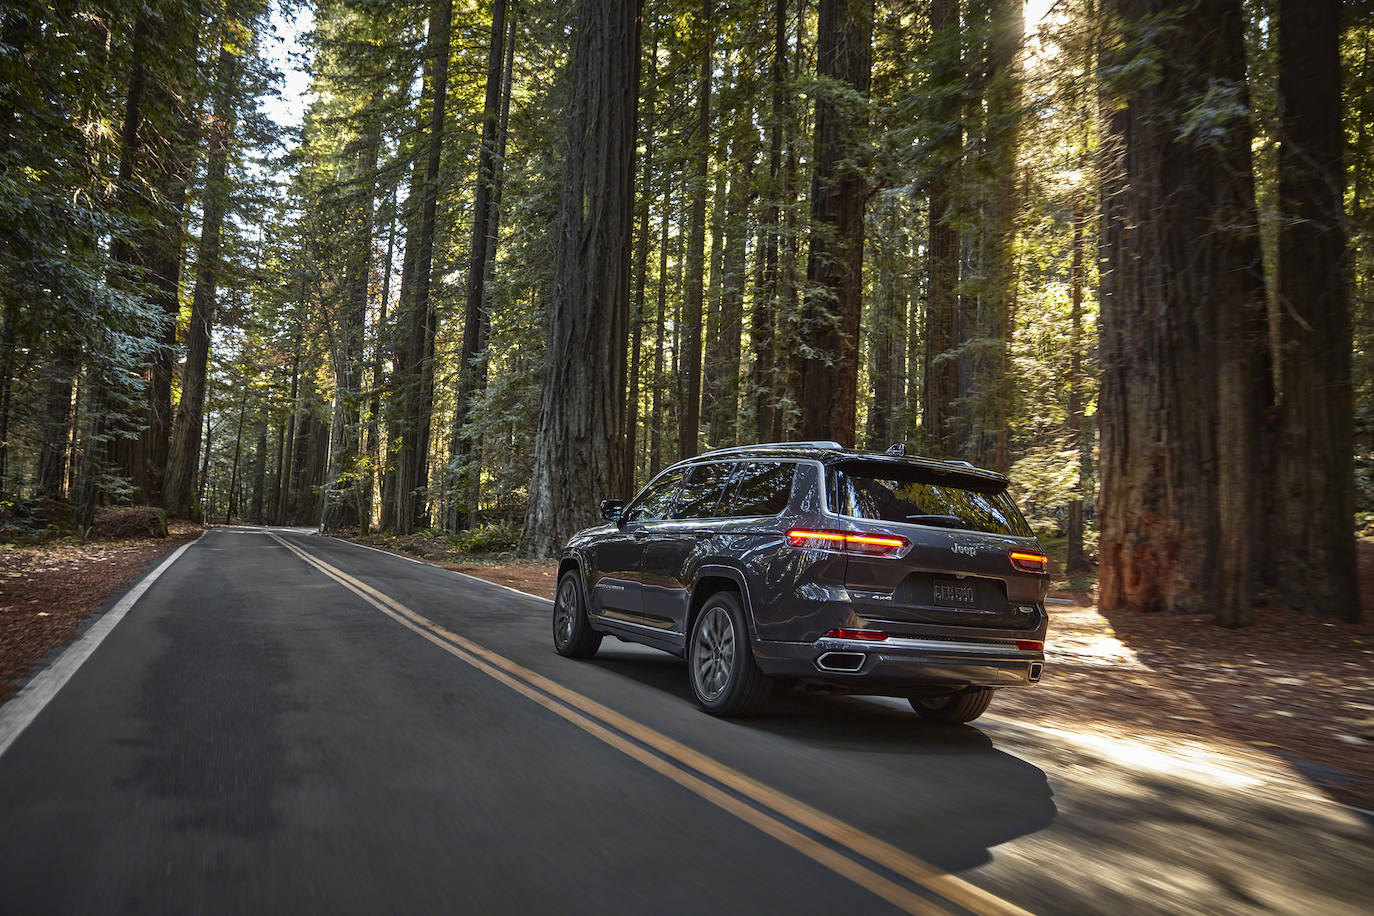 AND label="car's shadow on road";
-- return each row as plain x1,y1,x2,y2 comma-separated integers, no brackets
592,647,1058,873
